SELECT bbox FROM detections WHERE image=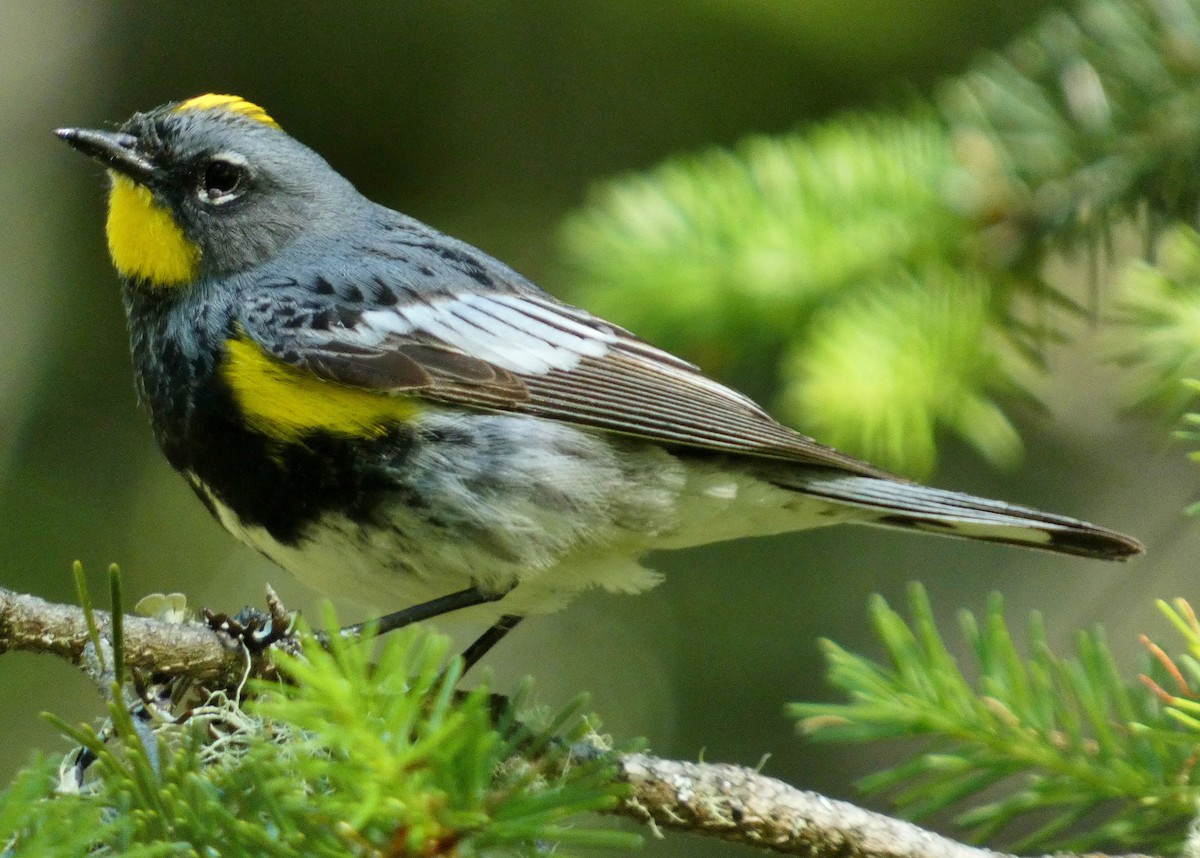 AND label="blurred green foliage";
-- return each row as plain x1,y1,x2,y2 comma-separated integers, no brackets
1117,226,1200,413
563,116,1030,476
564,0,1200,477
